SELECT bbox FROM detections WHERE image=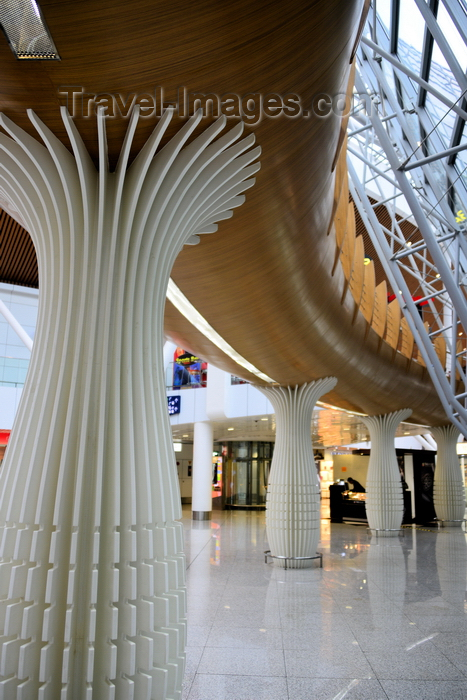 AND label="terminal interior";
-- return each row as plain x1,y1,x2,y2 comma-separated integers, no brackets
1,0,467,698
